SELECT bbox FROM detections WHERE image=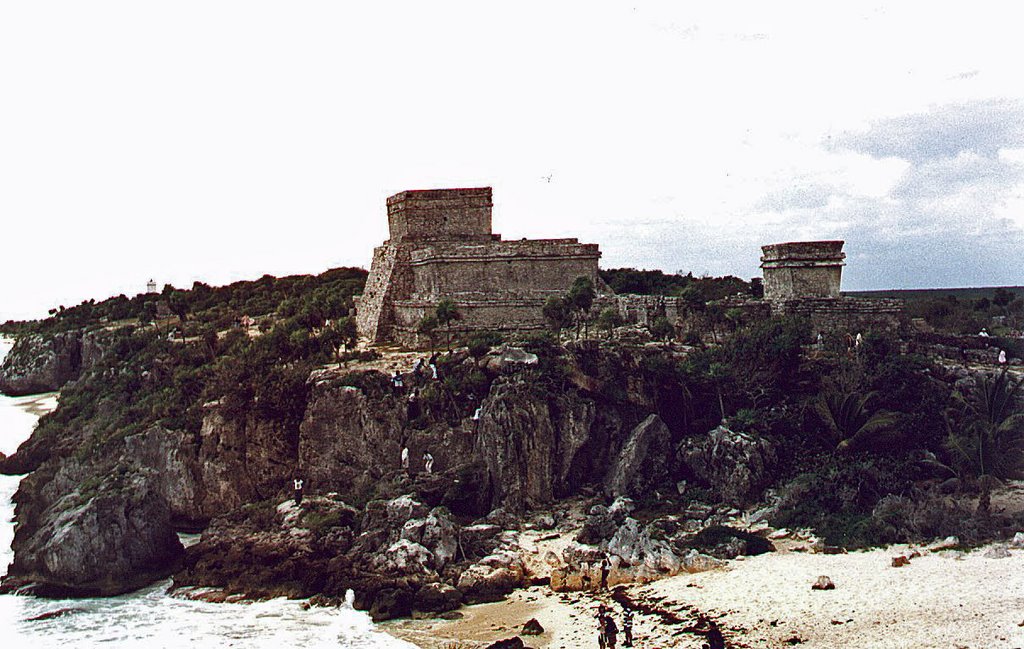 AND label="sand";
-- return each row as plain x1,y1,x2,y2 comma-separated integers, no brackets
388,541,1024,649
